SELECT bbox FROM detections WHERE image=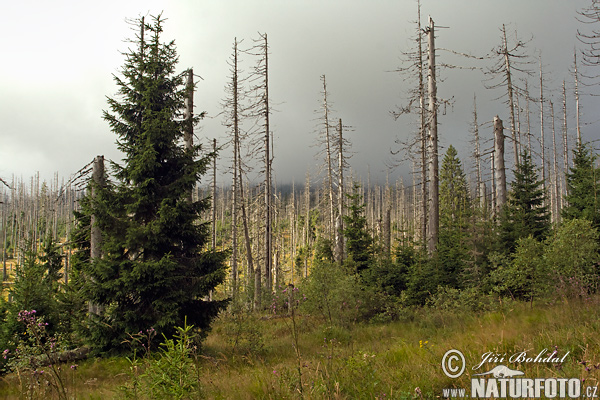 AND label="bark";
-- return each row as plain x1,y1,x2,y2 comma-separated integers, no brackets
418,4,428,252
550,101,561,223
539,58,547,206
574,50,582,147
335,118,345,264
502,24,520,167
427,16,439,254
321,75,336,237
494,116,507,215
89,155,104,316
